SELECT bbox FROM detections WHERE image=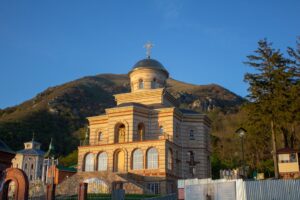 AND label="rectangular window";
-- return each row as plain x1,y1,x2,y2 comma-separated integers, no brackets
278,154,290,163
147,182,160,194
189,130,195,140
